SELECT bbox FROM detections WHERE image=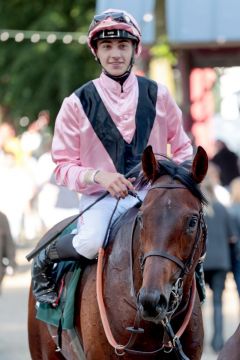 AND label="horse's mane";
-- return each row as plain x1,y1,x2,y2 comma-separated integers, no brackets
136,156,207,205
